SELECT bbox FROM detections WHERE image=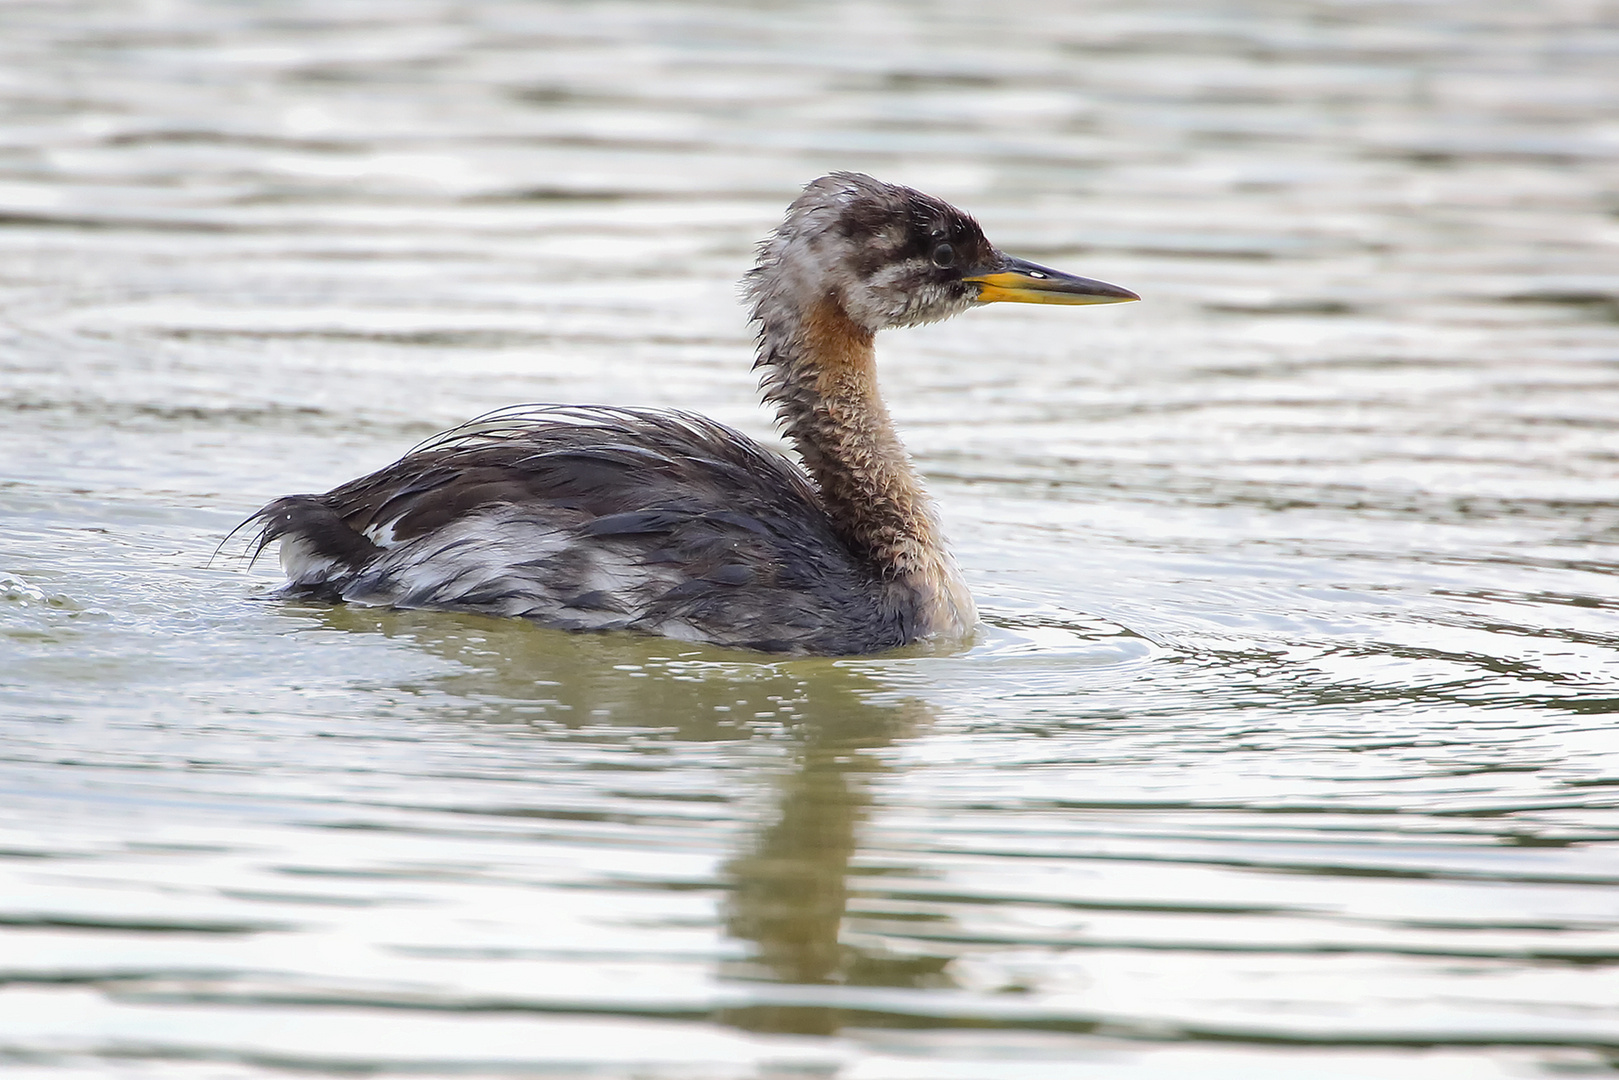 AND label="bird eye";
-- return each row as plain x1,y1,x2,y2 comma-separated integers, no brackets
931,242,956,268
